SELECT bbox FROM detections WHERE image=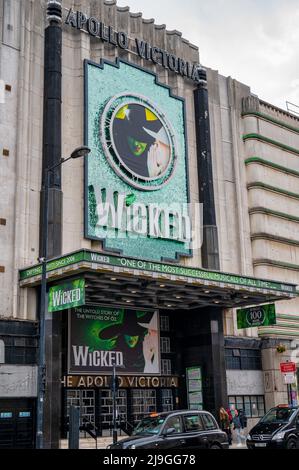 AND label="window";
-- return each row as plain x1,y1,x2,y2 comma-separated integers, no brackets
228,395,265,418
184,414,204,432
1,336,37,365
225,348,261,370
161,337,171,354
202,413,217,430
19,412,31,418
161,359,172,375
160,316,170,332
0,412,12,419
164,416,182,434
